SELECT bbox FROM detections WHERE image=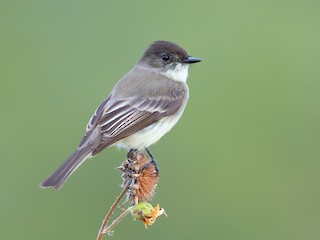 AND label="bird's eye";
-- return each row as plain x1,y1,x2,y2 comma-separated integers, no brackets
161,53,170,62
